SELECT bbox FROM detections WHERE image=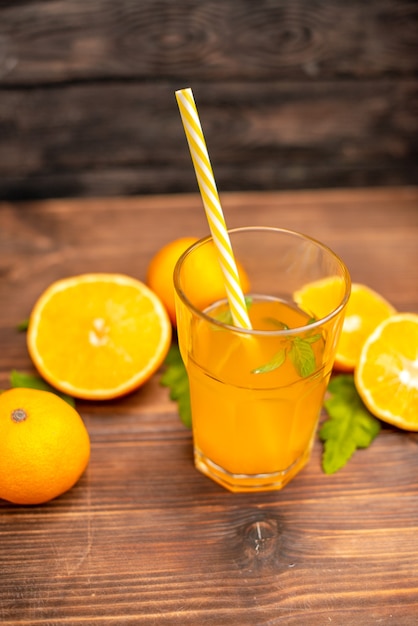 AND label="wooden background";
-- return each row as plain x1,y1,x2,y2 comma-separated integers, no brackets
0,0,417,200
